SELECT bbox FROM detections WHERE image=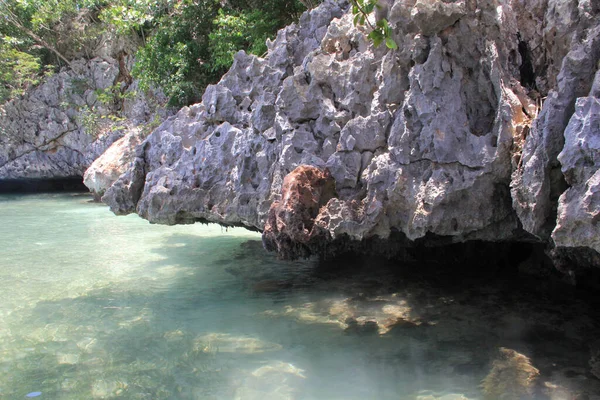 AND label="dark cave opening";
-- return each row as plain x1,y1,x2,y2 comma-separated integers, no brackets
0,177,88,194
